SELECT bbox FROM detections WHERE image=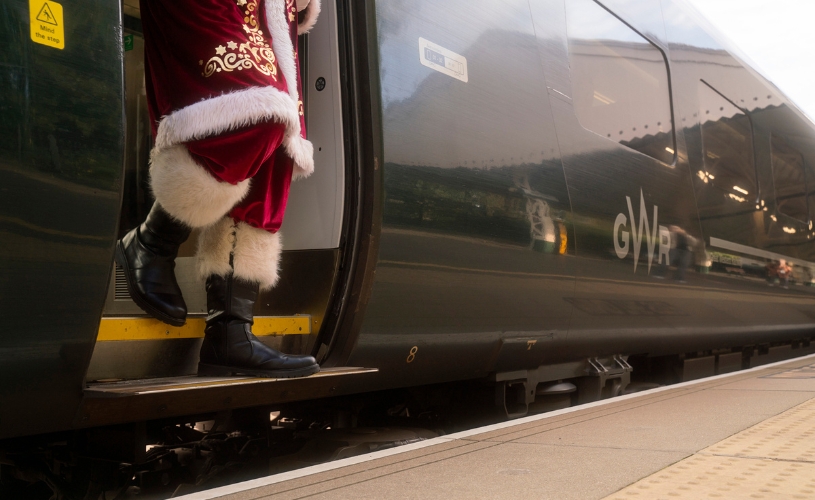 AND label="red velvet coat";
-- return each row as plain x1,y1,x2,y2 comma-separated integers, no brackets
140,0,320,232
